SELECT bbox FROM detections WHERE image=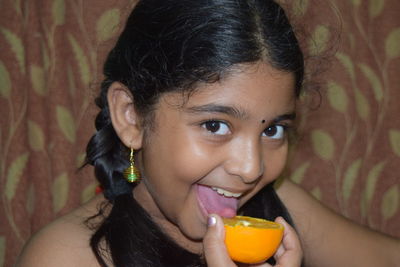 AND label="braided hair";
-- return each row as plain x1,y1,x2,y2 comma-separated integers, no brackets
85,0,304,266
